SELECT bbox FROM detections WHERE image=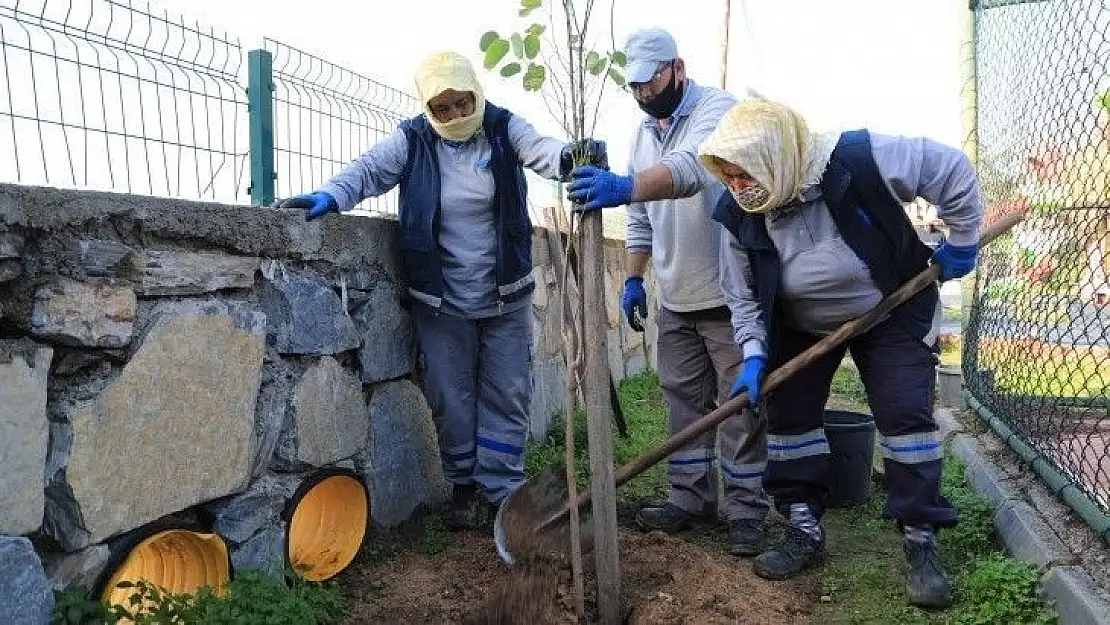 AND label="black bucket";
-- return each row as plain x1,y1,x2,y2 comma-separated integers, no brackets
823,409,876,508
